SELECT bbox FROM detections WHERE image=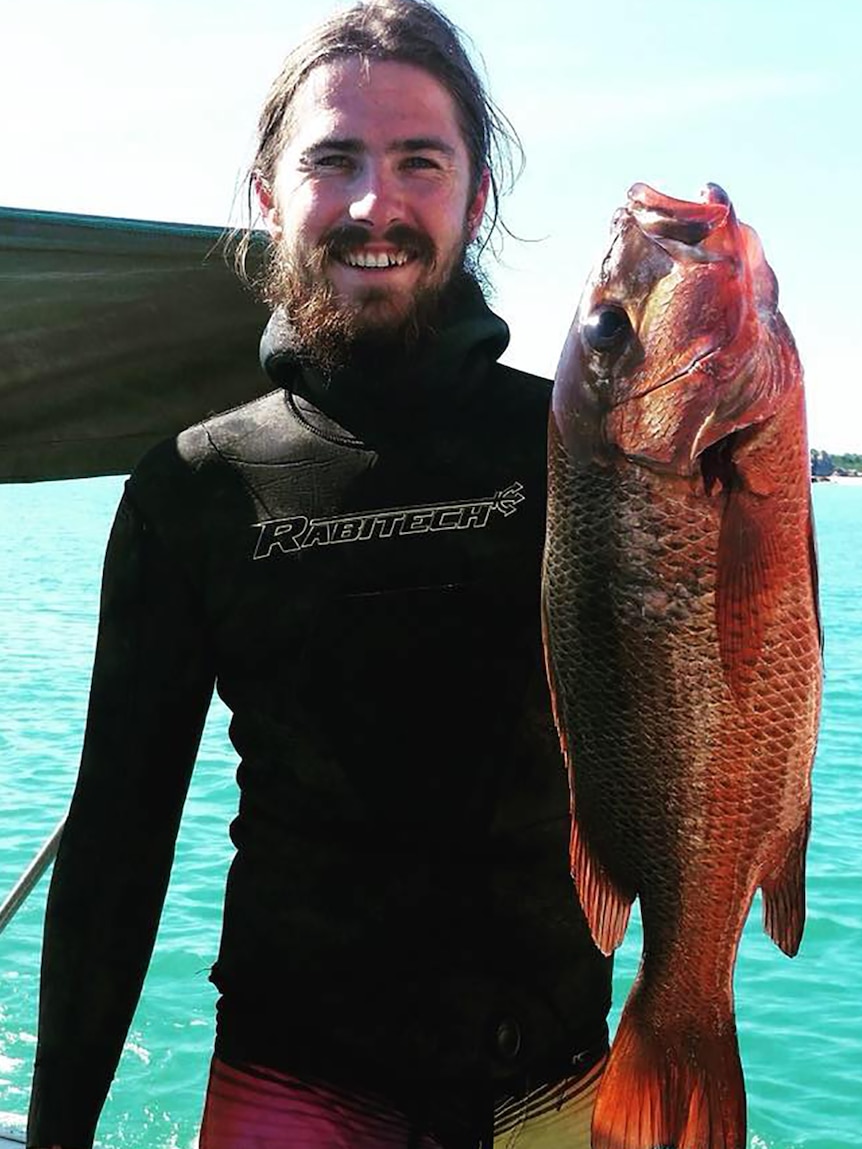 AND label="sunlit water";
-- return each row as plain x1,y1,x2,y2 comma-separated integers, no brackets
0,477,858,1148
